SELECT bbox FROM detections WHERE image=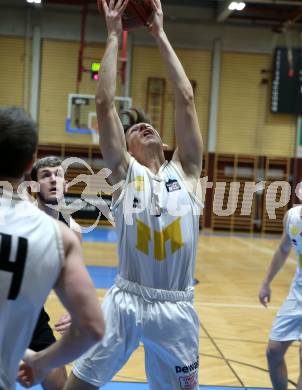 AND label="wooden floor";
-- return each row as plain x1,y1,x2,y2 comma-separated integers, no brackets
45,231,300,389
